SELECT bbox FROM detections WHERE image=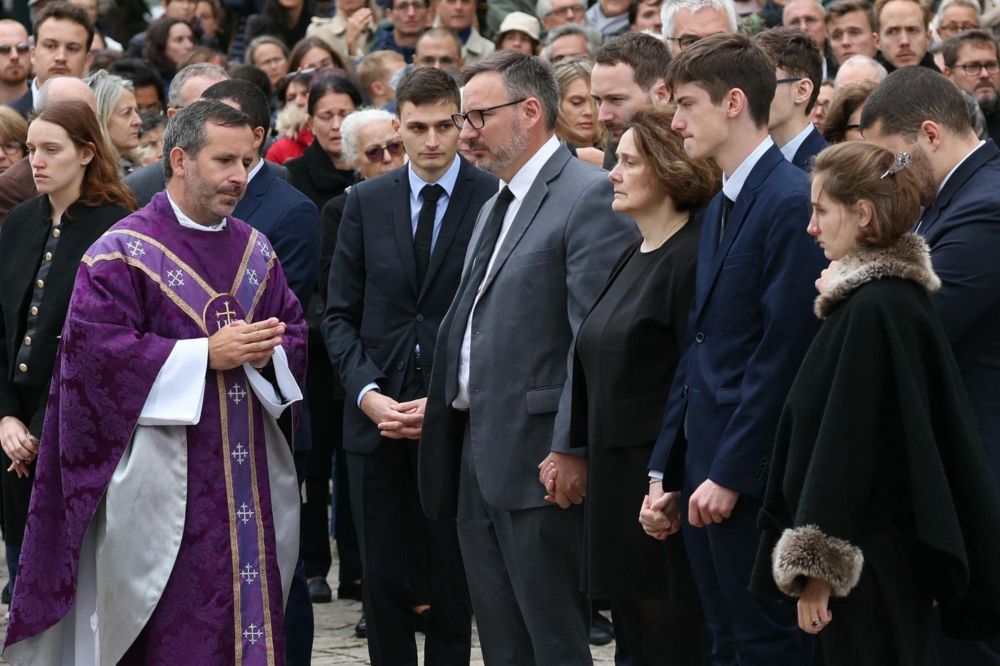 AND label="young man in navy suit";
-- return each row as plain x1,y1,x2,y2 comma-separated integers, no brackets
756,27,829,170
323,67,497,666
645,33,825,665
862,66,1000,666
